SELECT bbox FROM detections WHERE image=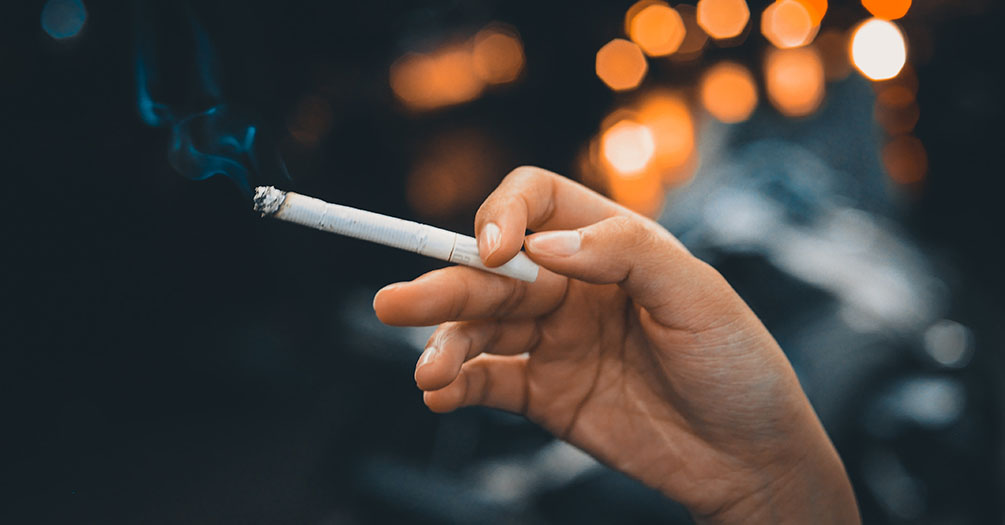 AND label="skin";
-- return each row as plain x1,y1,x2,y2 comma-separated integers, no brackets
374,167,859,523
